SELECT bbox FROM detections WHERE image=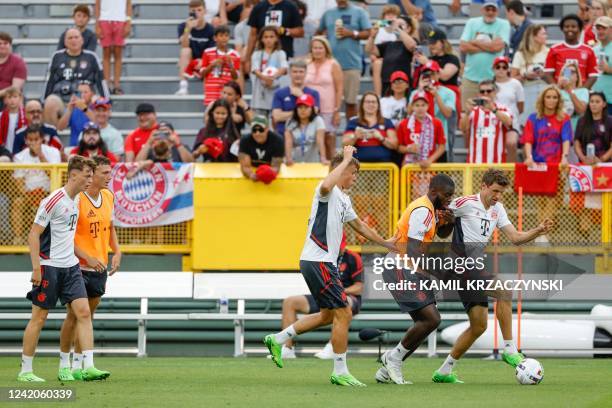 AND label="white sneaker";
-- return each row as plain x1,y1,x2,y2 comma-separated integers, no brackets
381,351,410,384
314,342,334,359
375,366,413,384
175,82,188,95
282,345,296,359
